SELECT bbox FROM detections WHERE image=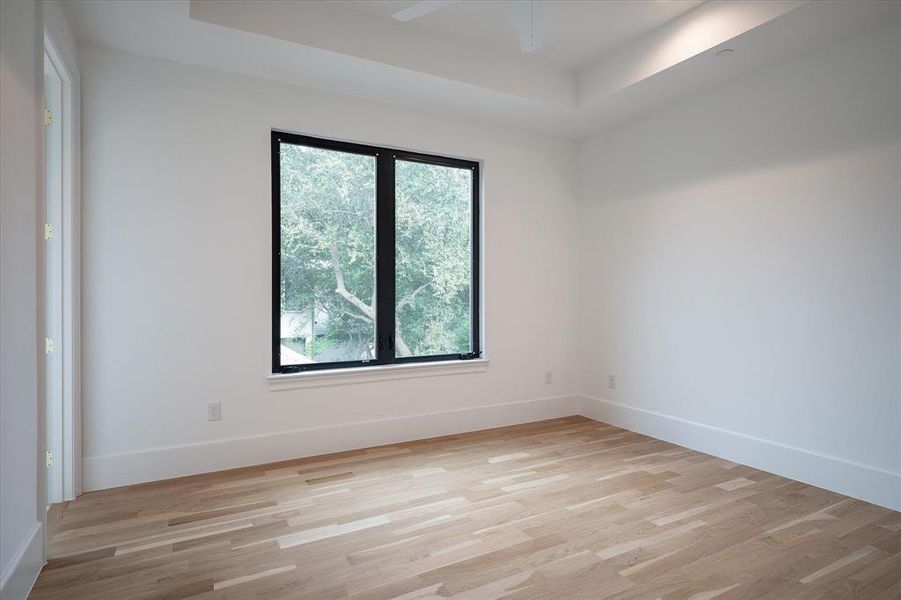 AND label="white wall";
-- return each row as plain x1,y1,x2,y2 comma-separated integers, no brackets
79,45,581,490
579,26,900,510
1,0,44,596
